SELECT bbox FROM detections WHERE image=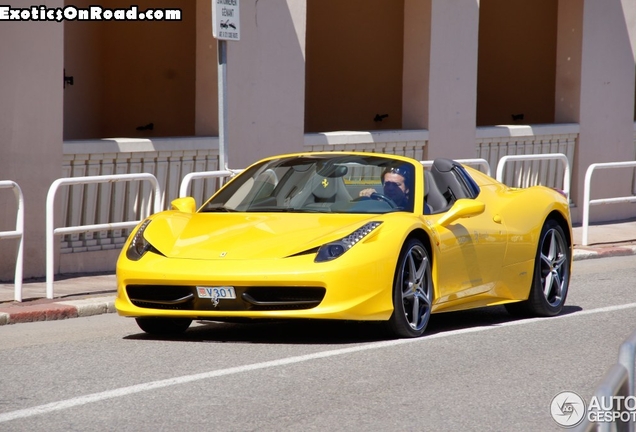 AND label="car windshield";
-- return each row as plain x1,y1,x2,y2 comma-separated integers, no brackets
200,154,416,214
